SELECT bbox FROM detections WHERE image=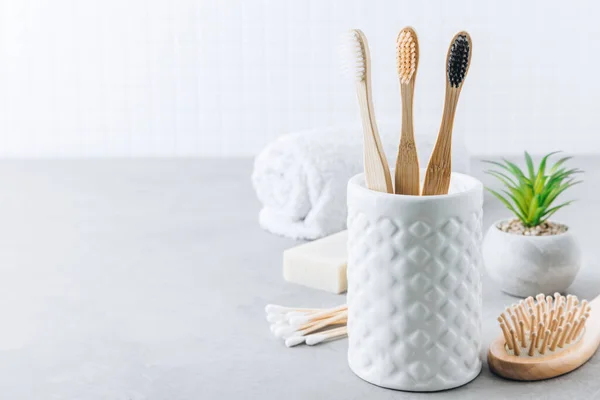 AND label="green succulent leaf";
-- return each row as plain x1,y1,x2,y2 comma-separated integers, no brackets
485,188,526,223
527,194,540,221
540,201,576,224
484,170,518,189
542,180,581,209
482,160,518,176
533,152,560,193
524,151,536,182
532,207,545,226
550,156,573,174
502,189,526,216
484,152,581,228
542,200,575,217
502,159,531,185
